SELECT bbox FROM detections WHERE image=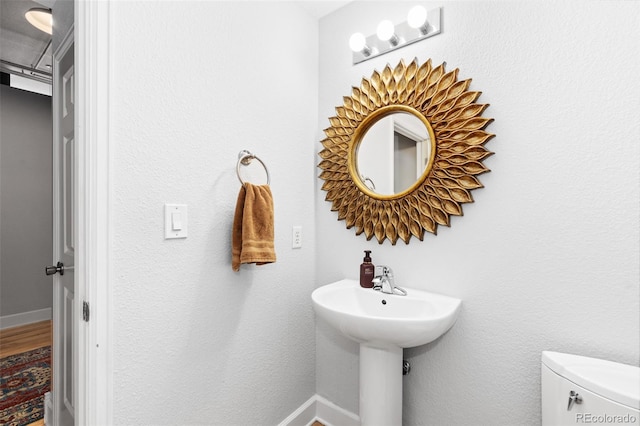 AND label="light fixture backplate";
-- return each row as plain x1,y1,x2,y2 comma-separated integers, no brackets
352,7,441,65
